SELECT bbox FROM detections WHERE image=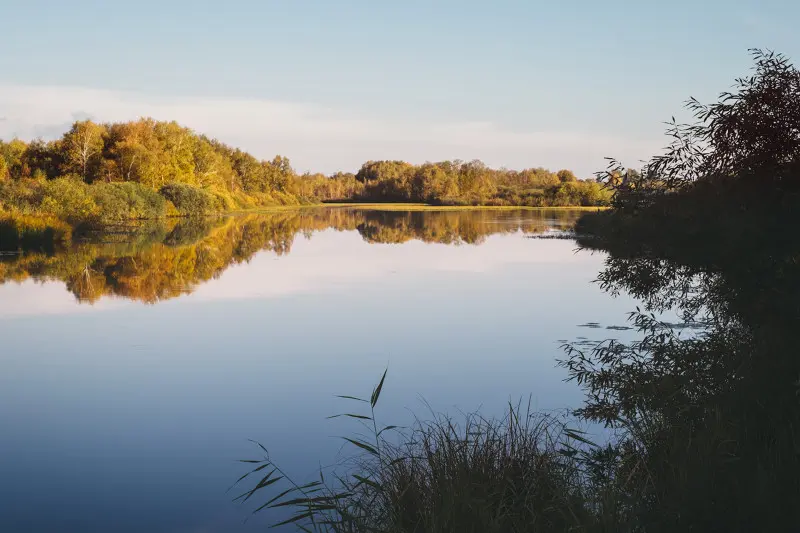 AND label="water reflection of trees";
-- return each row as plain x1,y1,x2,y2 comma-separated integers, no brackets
0,208,581,304
561,218,800,531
